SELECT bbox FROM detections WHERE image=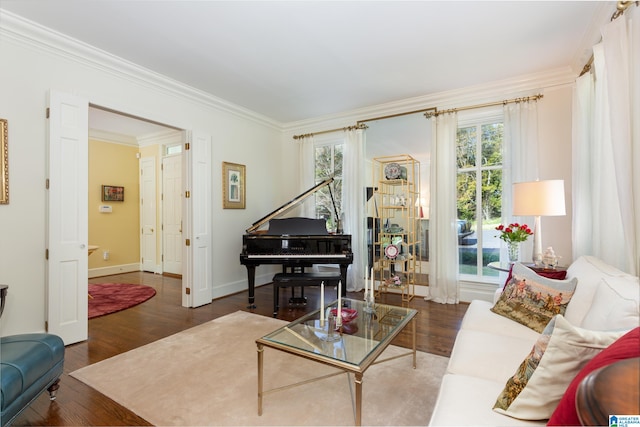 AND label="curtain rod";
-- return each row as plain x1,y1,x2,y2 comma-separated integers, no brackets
356,107,437,125
292,106,439,140
424,94,543,118
579,1,637,77
292,123,366,140
292,94,542,139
